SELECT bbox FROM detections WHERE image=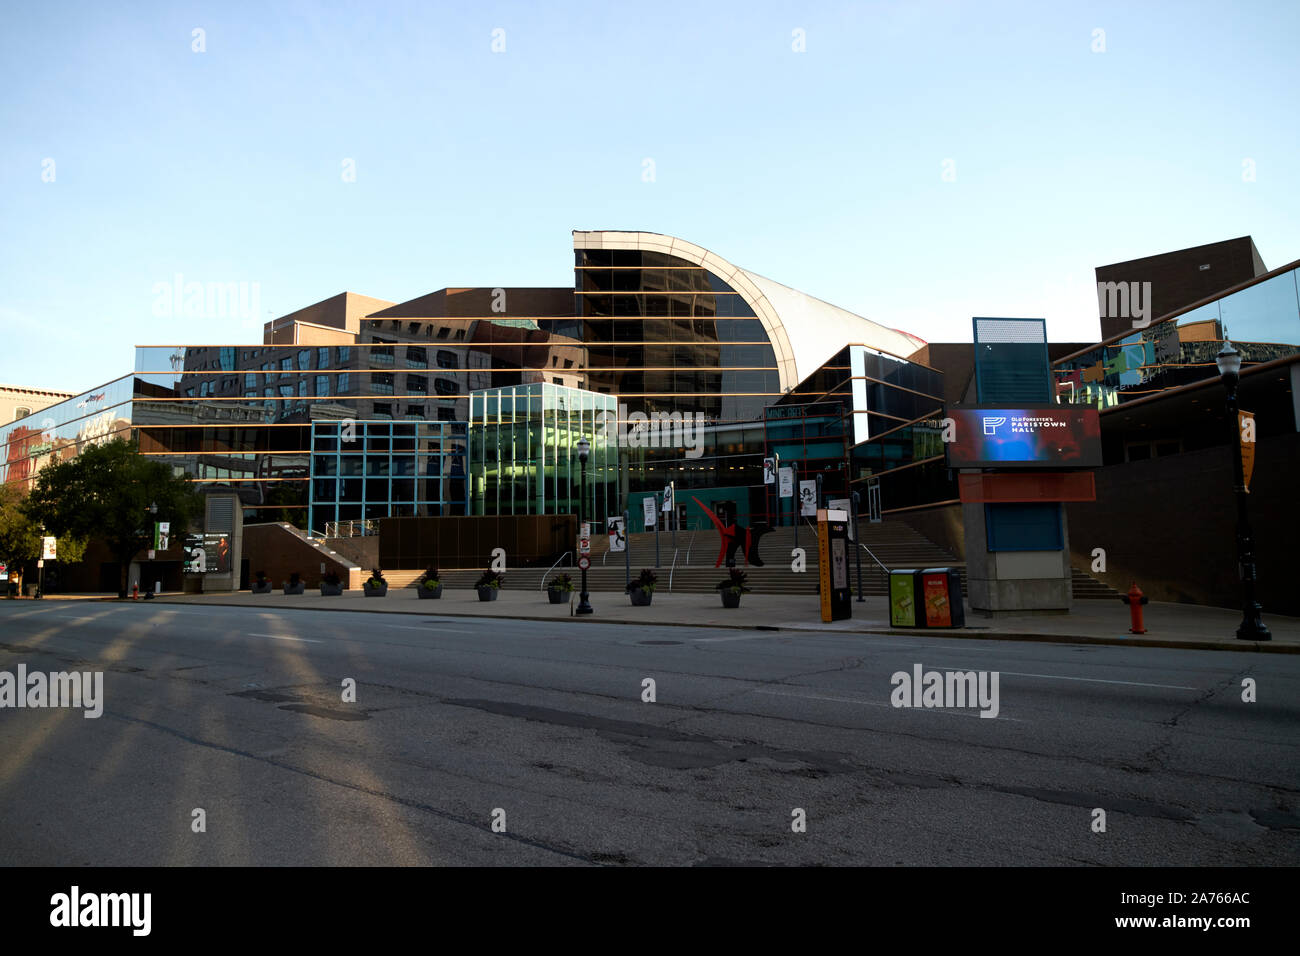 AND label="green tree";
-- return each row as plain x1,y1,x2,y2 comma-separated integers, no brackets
0,483,85,596
26,438,201,598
